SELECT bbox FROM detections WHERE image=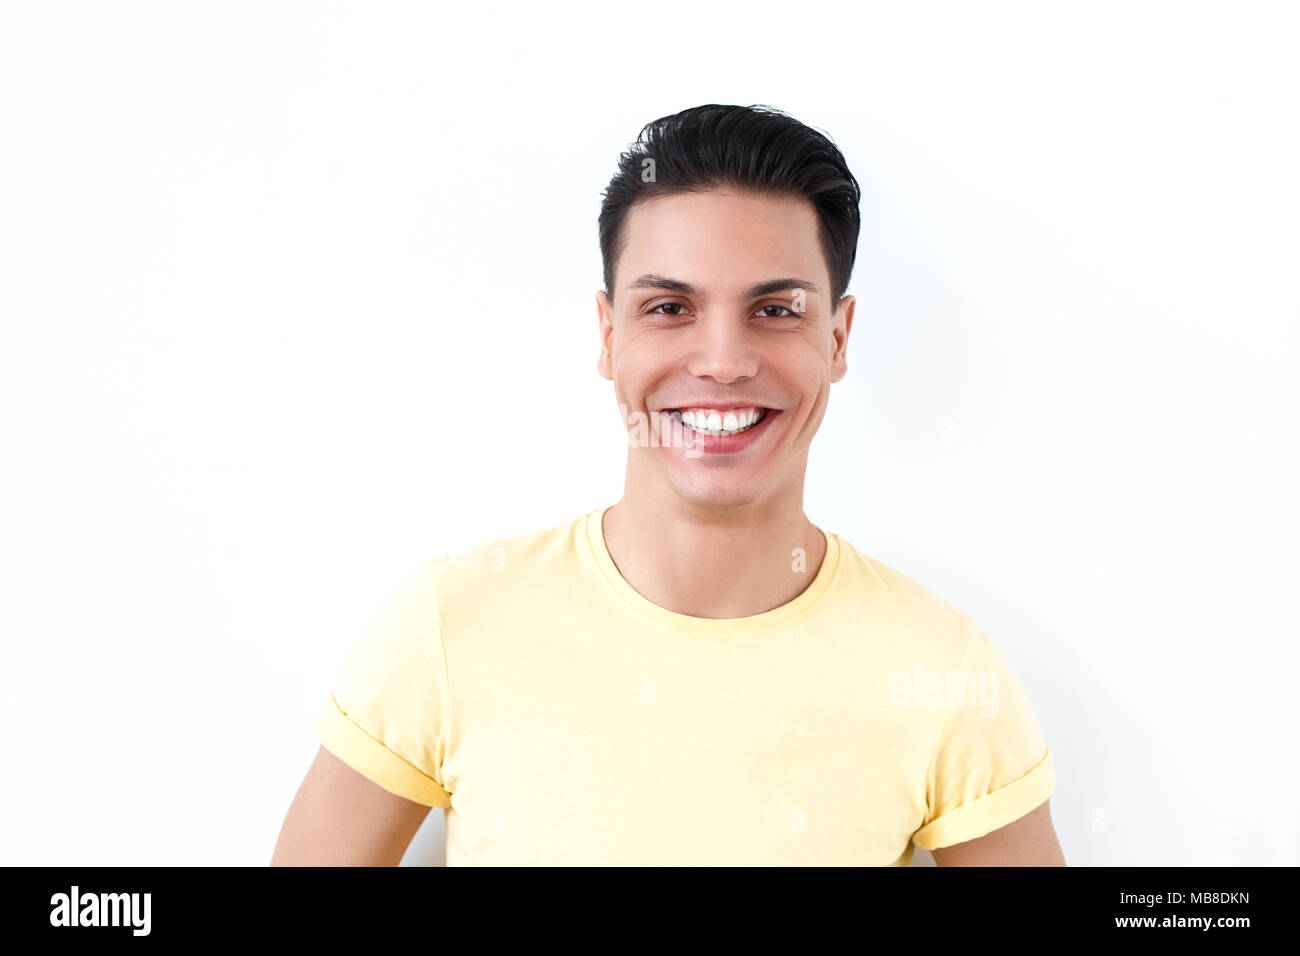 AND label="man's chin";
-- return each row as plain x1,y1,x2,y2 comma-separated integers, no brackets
659,474,770,511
